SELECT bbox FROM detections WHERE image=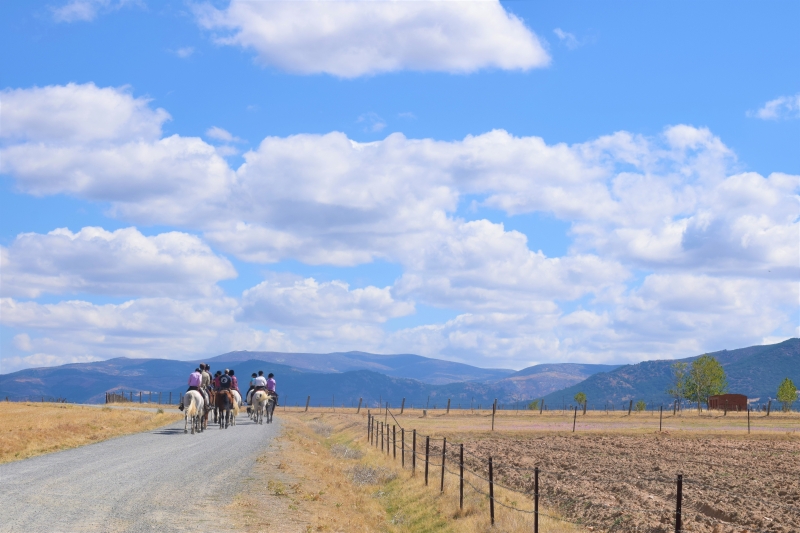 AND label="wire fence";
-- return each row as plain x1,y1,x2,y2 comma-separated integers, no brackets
363,409,797,533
